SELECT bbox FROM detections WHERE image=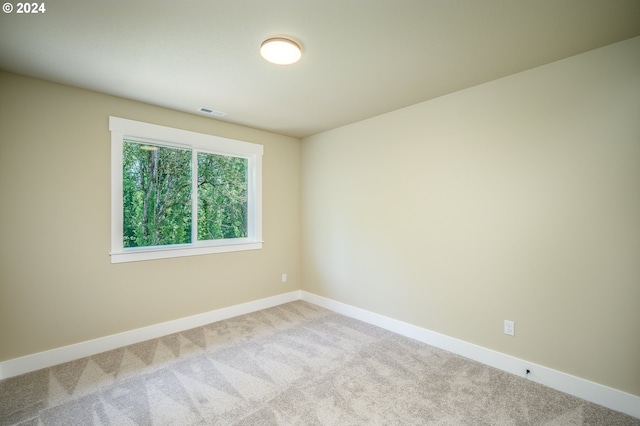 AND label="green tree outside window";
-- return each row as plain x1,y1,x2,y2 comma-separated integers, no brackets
123,141,247,249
